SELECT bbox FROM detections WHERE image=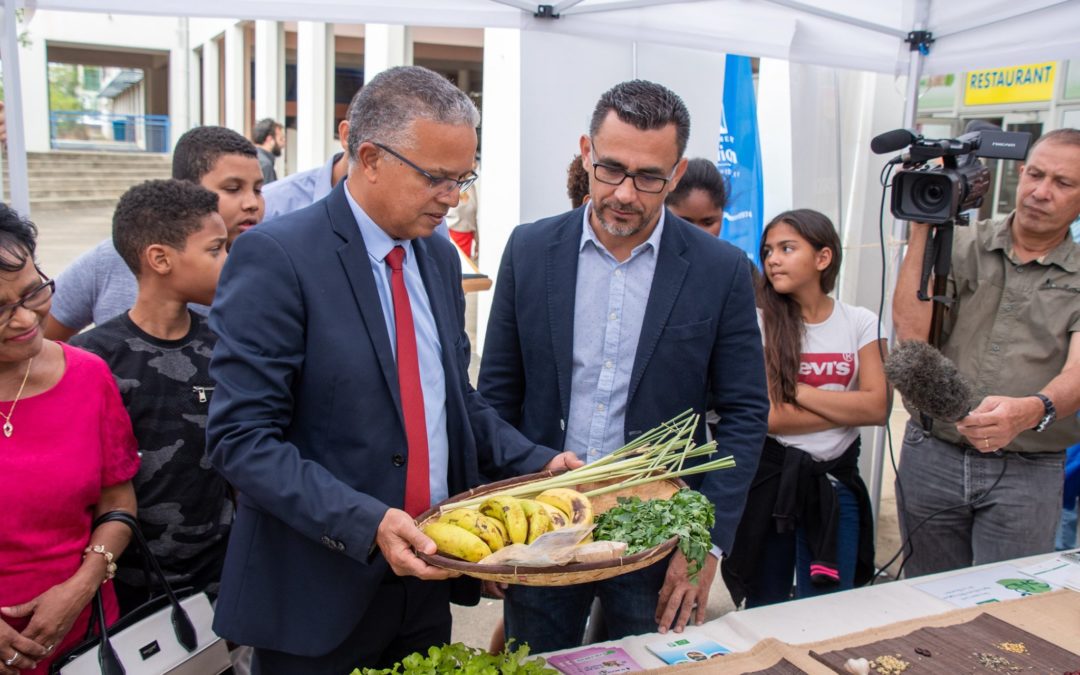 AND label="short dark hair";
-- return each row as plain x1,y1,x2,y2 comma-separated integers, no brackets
0,204,37,273
252,118,282,145
172,126,258,183
567,154,590,208
112,180,220,276
667,158,727,211
589,80,691,158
